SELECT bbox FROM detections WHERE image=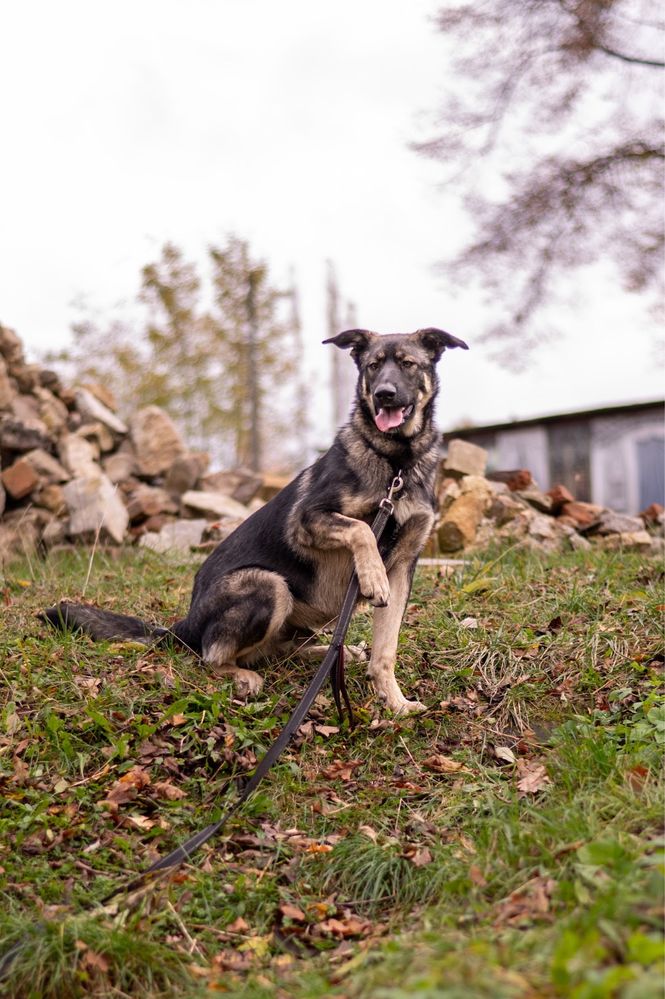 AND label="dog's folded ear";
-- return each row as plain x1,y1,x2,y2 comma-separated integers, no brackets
413,327,469,361
323,328,376,356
